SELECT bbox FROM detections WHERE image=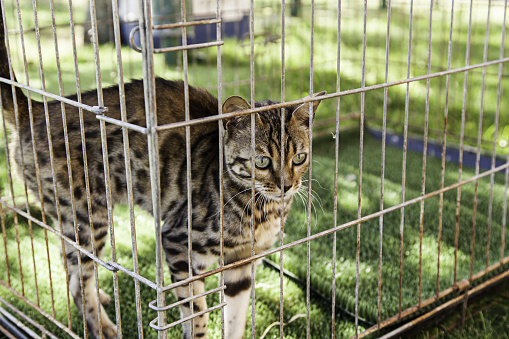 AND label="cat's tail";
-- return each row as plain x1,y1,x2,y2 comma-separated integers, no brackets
0,6,29,127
